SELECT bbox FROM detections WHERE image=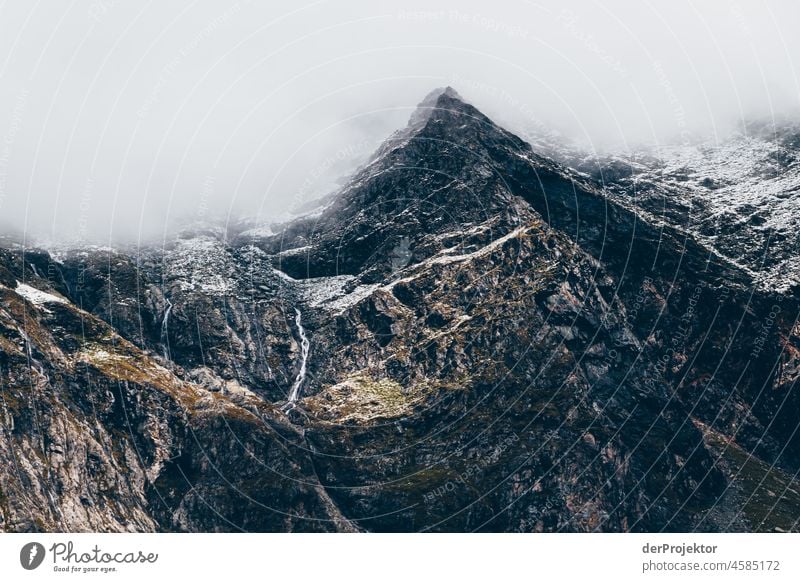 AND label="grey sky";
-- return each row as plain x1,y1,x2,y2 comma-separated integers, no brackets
0,0,798,244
